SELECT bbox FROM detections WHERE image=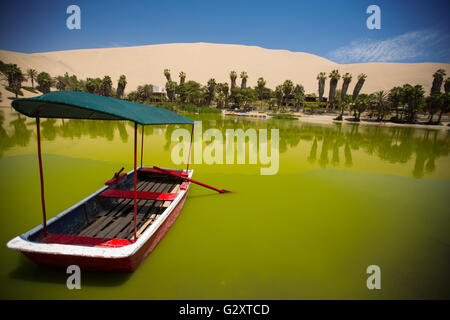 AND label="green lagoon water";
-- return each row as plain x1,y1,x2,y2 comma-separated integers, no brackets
0,108,449,299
